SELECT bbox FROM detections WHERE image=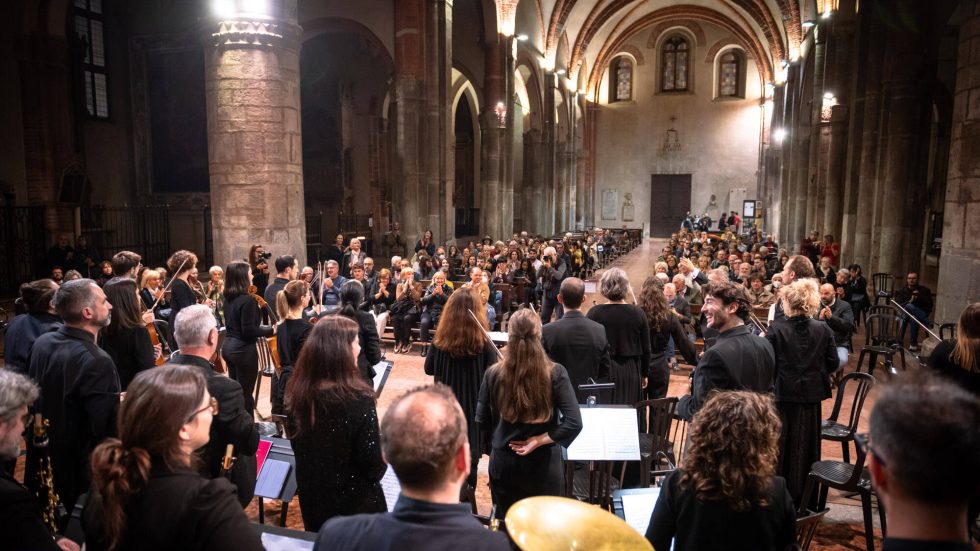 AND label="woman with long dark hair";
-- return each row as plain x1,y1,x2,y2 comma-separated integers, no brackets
475,309,582,516
587,268,651,405
765,278,838,507
221,261,275,413
646,391,795,550
100,278,161,390
273,280,312,415
424,289,498,488
338,280,383,380
83,365,262,550
415,229,435,258
638,276,697,399
928,302,980,396
285,317,387,530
